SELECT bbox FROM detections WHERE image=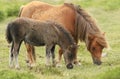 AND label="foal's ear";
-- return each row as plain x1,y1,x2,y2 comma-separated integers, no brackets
69,44,79,49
